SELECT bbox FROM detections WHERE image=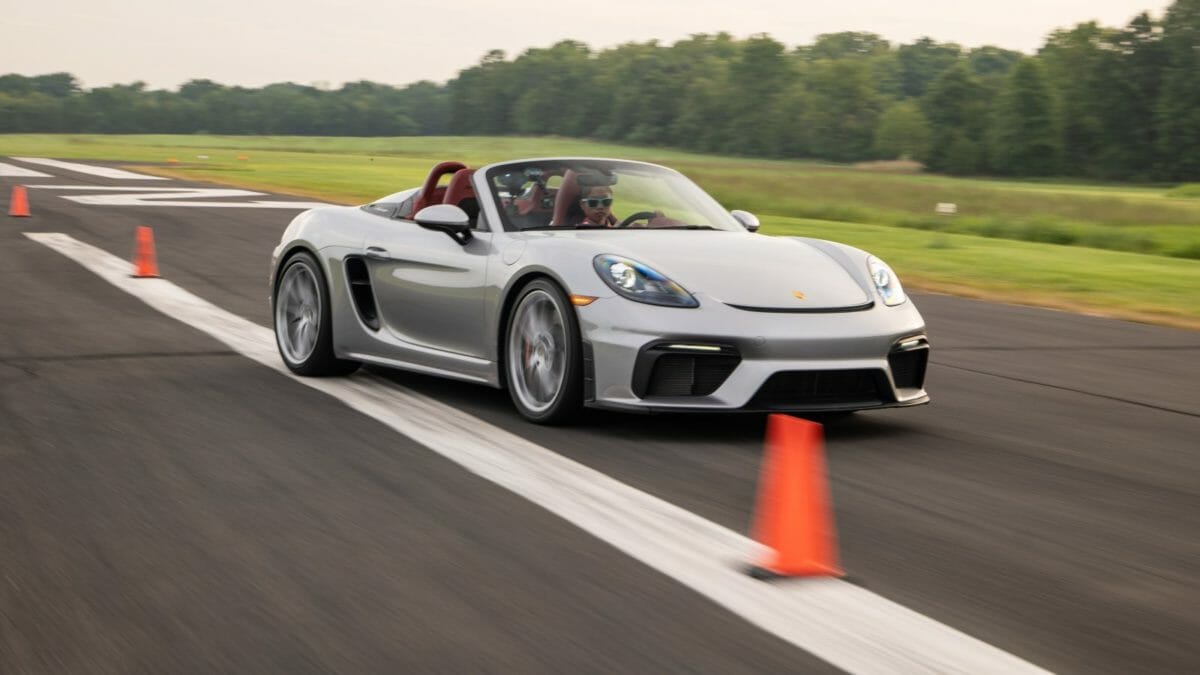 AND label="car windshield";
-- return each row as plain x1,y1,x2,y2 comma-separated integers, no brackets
485,159,744,232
